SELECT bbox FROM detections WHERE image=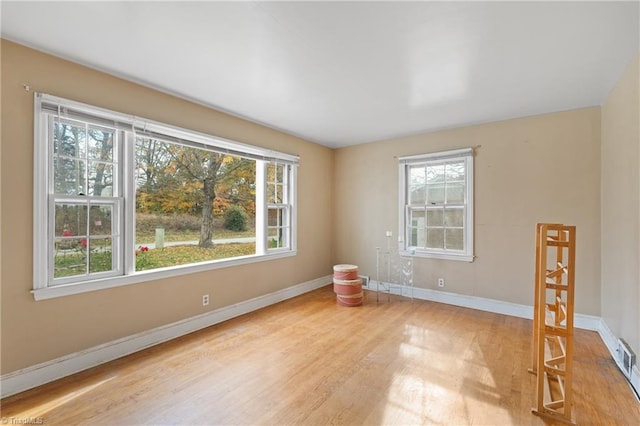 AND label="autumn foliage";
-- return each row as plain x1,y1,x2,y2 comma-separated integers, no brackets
135,137,256,247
